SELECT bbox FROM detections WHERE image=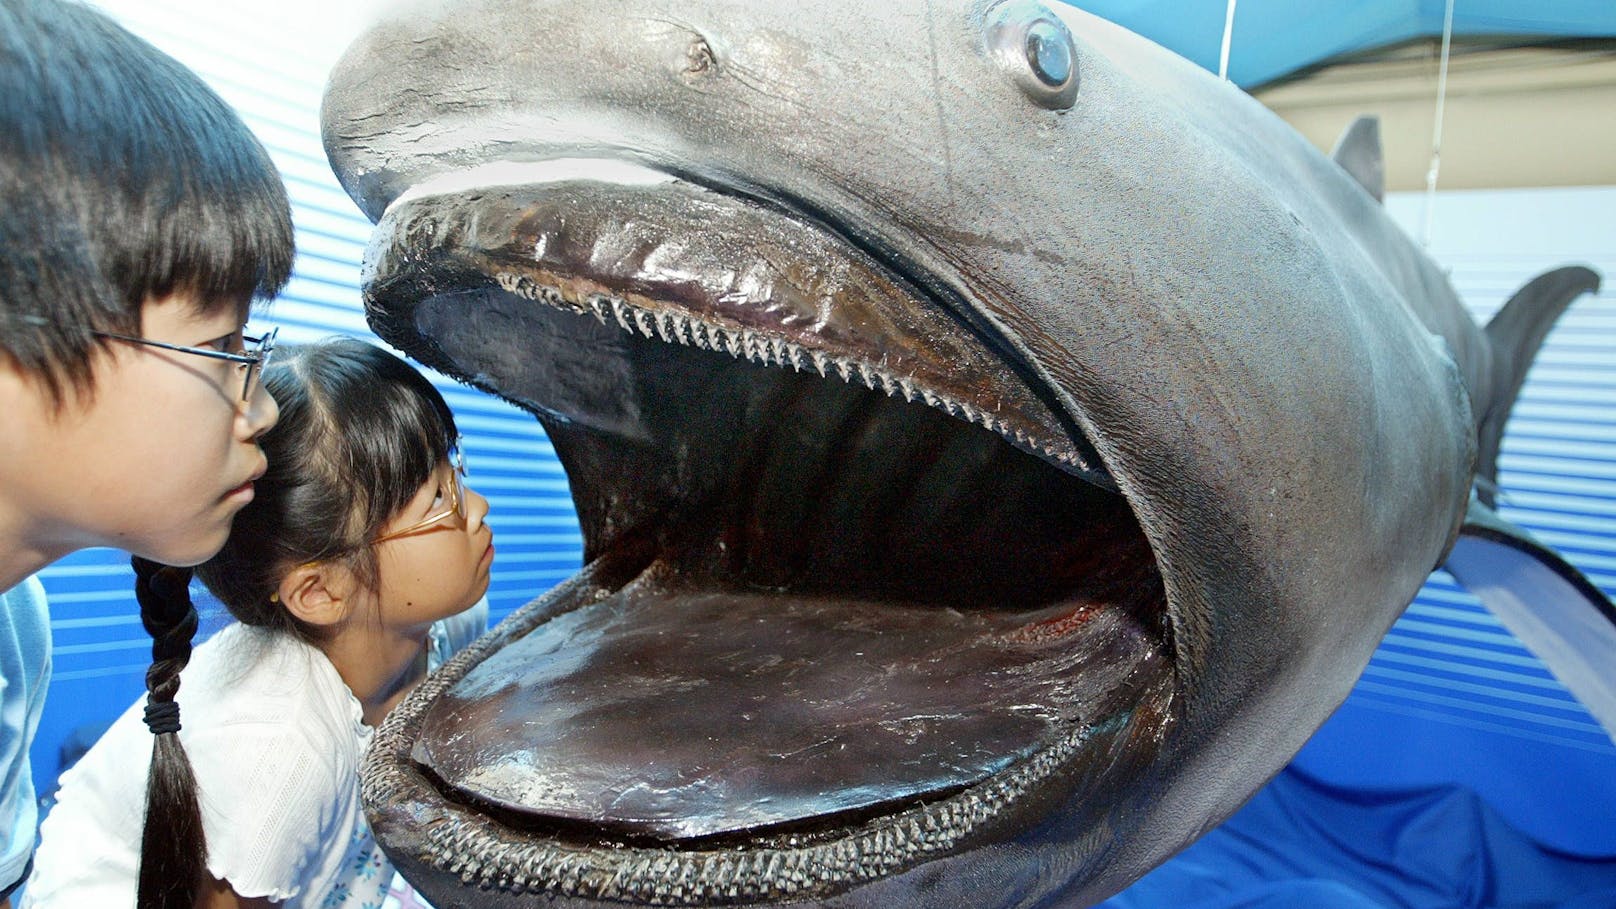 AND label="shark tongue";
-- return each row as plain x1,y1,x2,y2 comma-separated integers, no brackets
411,558,1166,842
